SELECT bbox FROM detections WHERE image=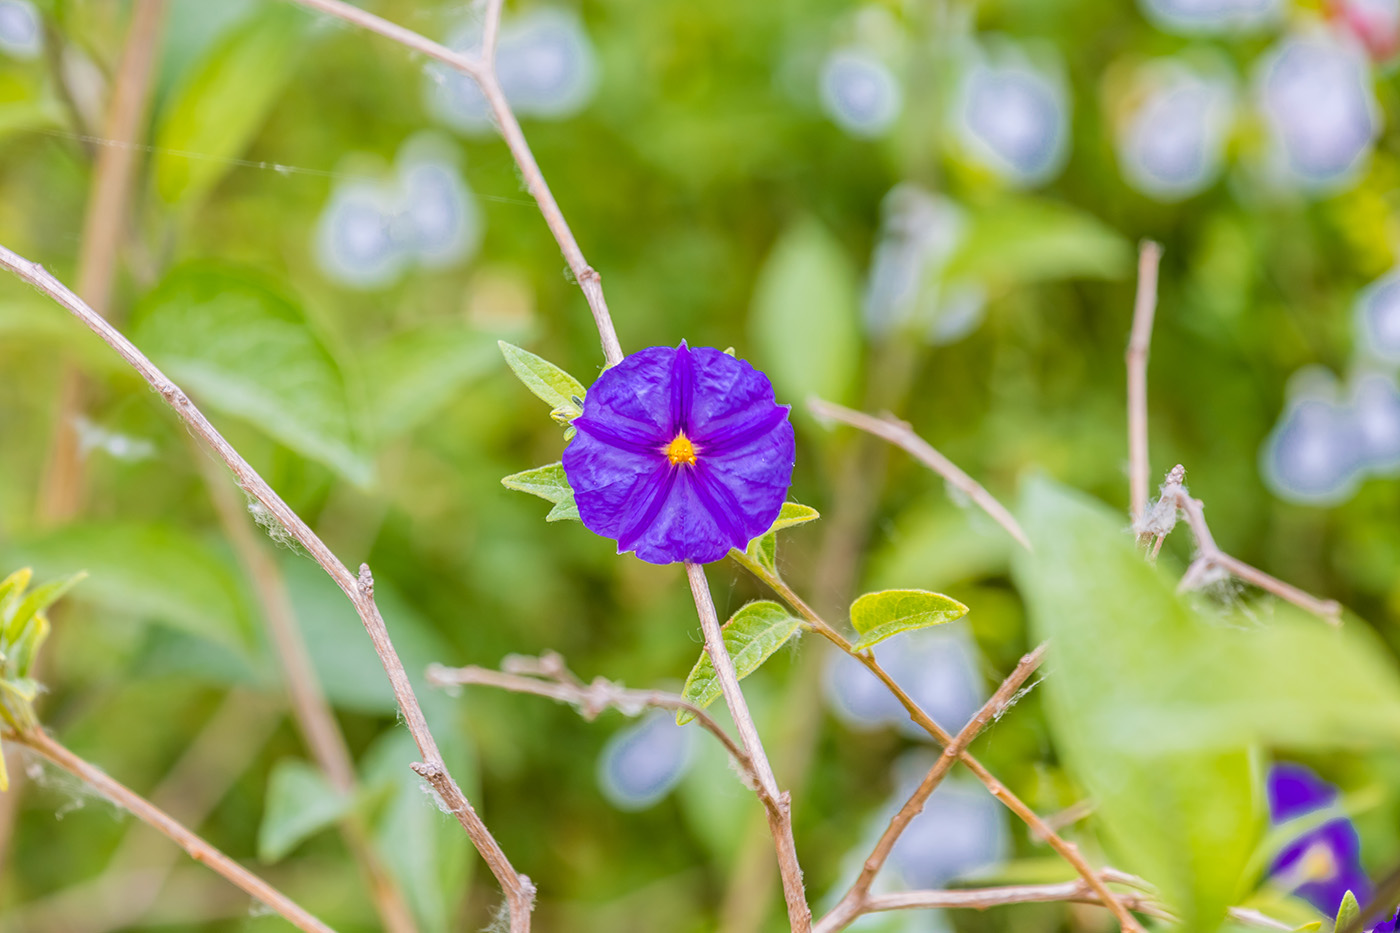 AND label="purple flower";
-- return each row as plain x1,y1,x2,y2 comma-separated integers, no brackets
1268,763,1371,917
562,343,795,565
1375,908,1400,933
